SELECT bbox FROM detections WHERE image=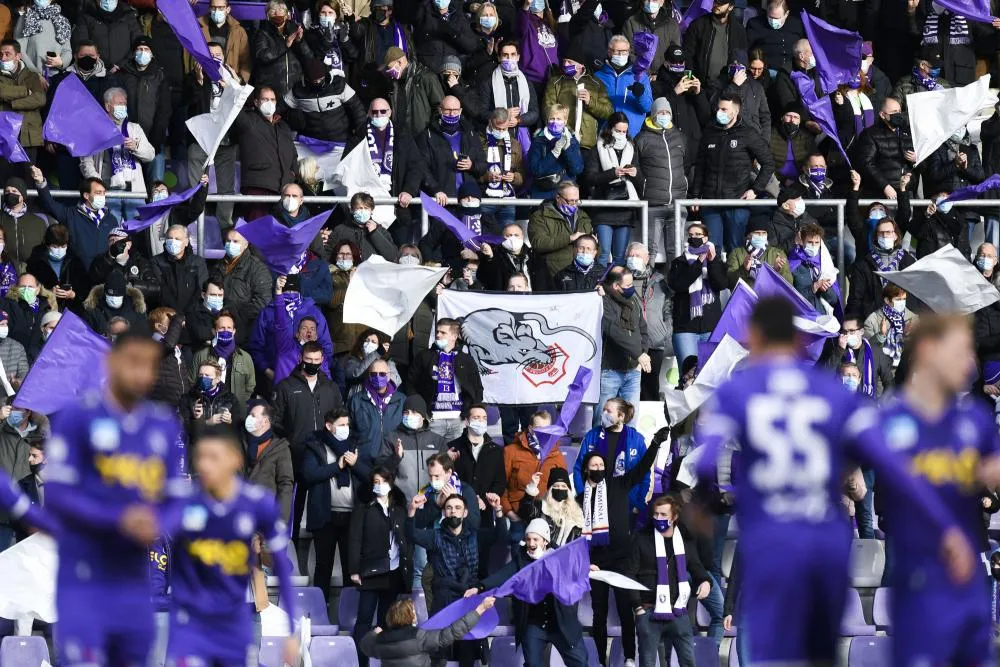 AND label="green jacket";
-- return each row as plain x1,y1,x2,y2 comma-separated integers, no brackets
543,74,614,150
726,245,793,289
528,201,594,277
0,64,45,147
191,346,257,411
